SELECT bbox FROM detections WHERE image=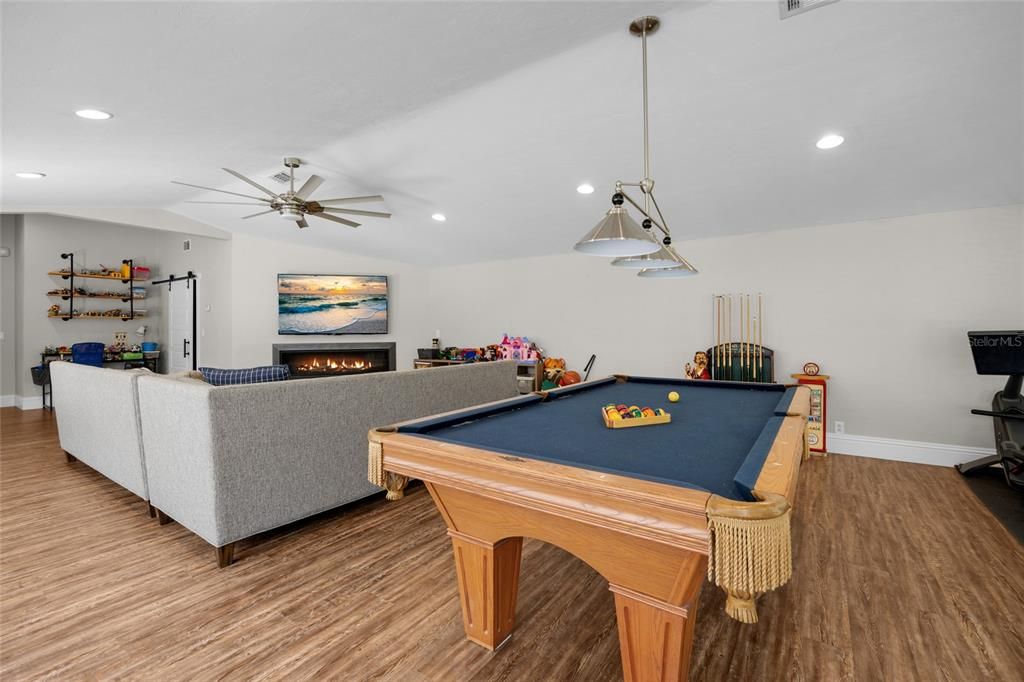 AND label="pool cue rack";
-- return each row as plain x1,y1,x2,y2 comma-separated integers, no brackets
708,293,774,383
